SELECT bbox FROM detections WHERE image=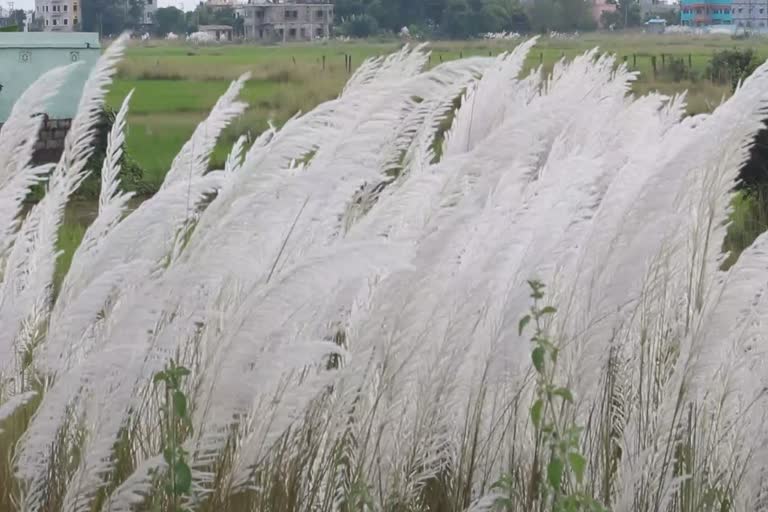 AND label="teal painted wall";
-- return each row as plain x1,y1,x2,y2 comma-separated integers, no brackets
0,32,100,122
